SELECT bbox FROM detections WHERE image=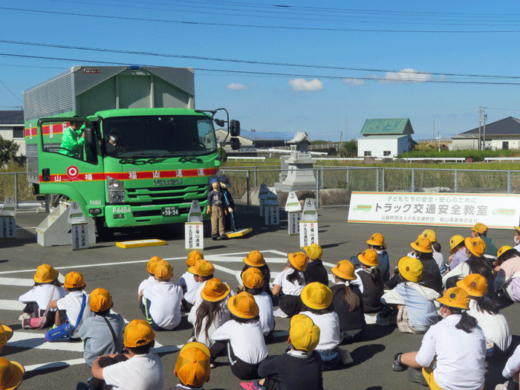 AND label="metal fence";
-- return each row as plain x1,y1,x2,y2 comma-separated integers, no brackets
0,172,36,206
220,166,520,208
